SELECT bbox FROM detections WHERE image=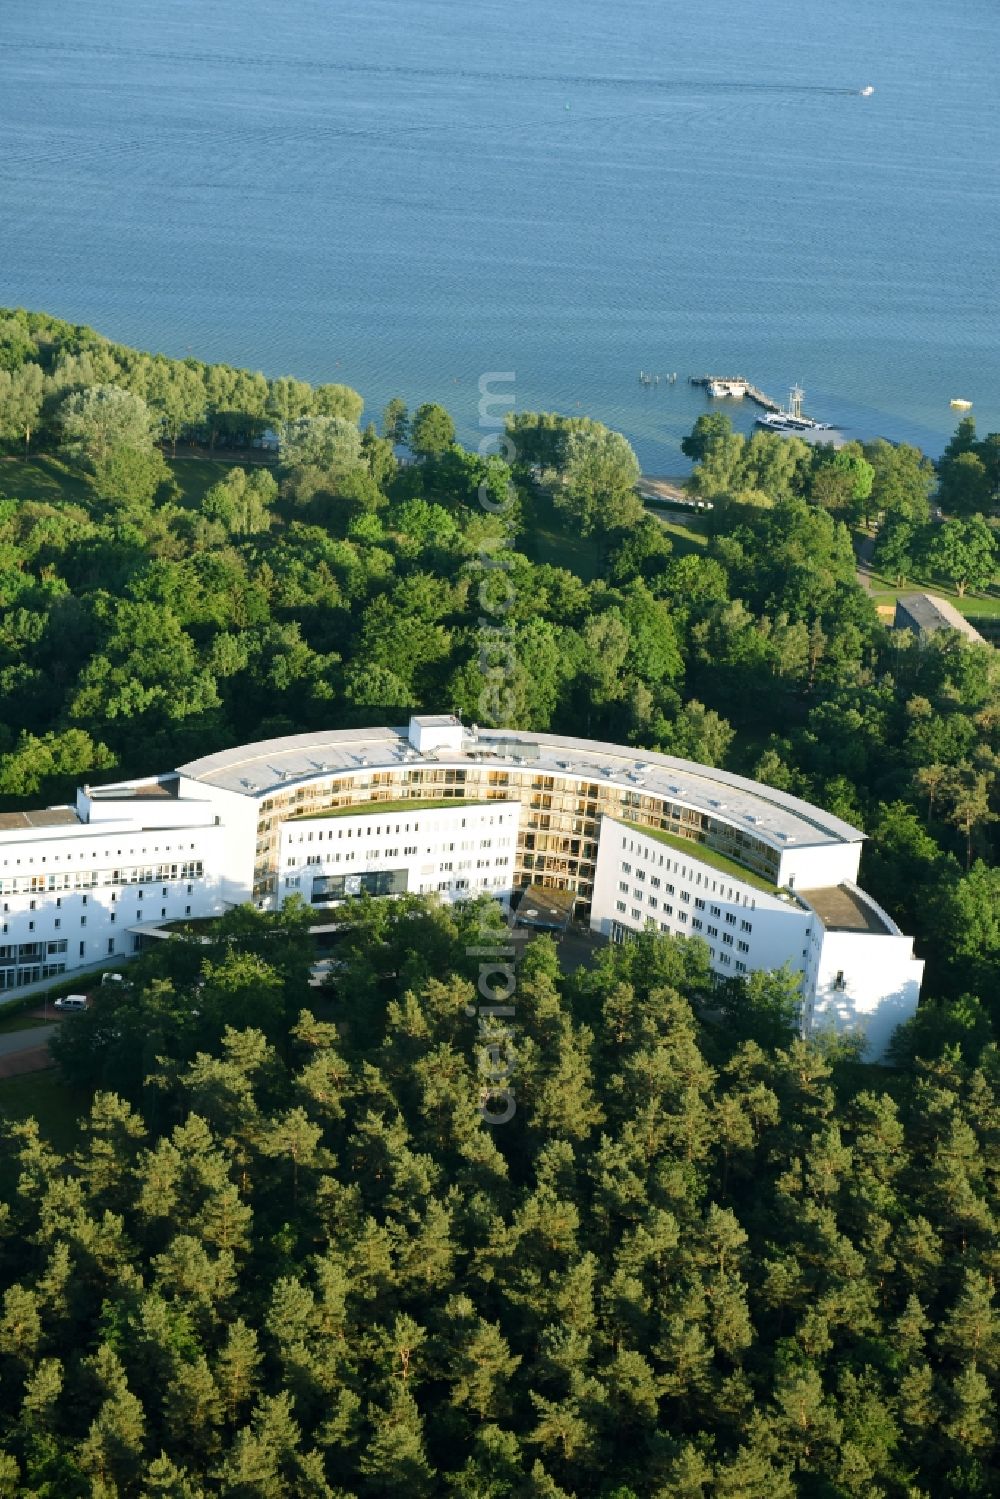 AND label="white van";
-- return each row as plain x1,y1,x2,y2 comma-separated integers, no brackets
53,995,88,1012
